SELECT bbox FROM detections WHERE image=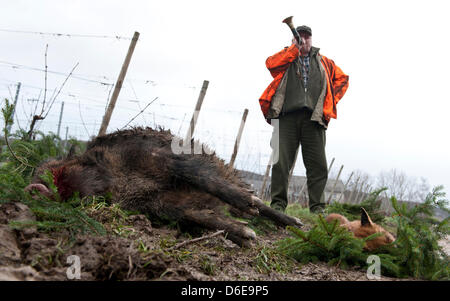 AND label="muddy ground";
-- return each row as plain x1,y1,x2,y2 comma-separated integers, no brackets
0,201,442,281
